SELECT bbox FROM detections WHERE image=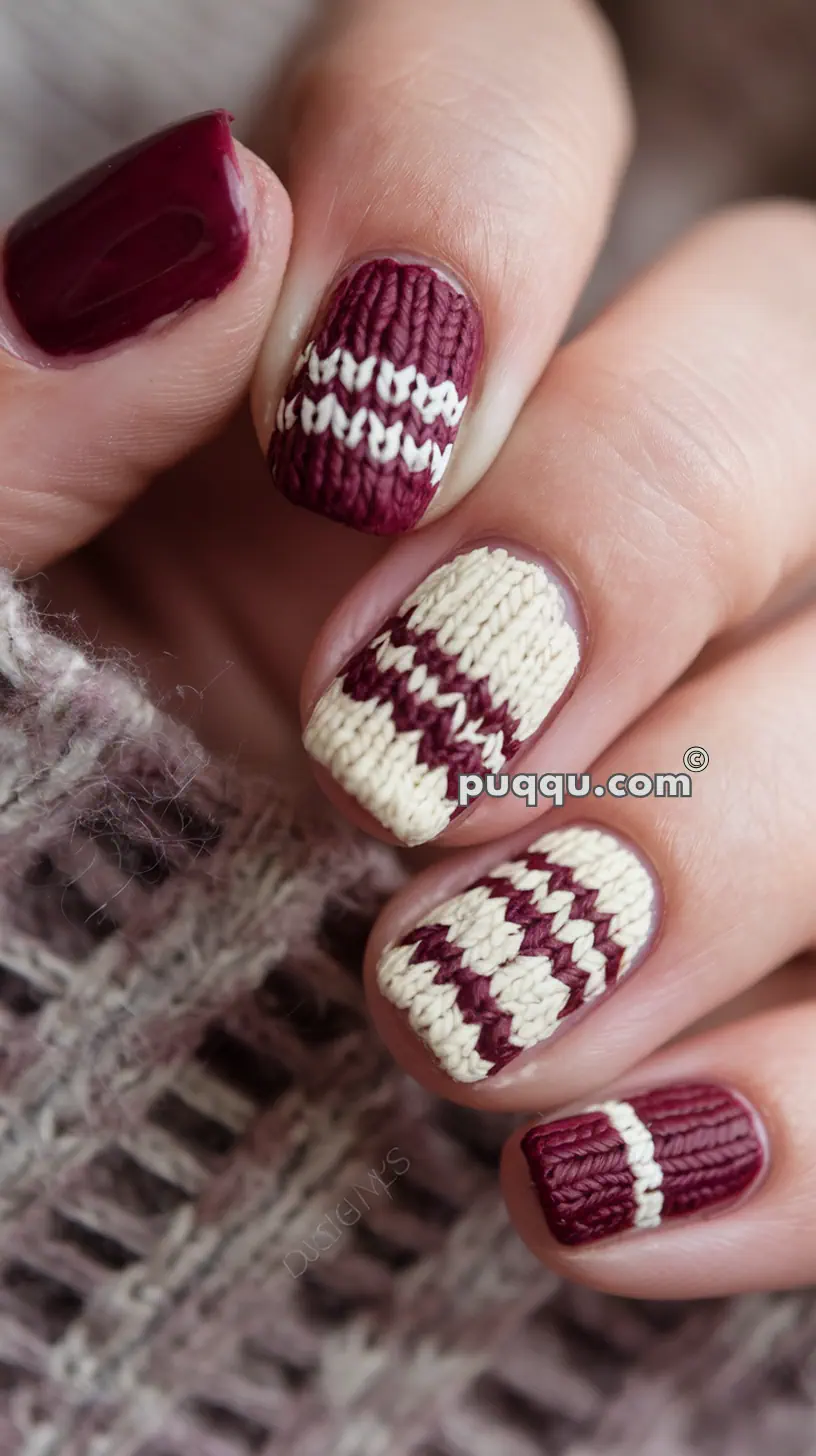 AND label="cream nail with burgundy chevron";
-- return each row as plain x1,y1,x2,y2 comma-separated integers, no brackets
376,825,659,1083
303,546,581,846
